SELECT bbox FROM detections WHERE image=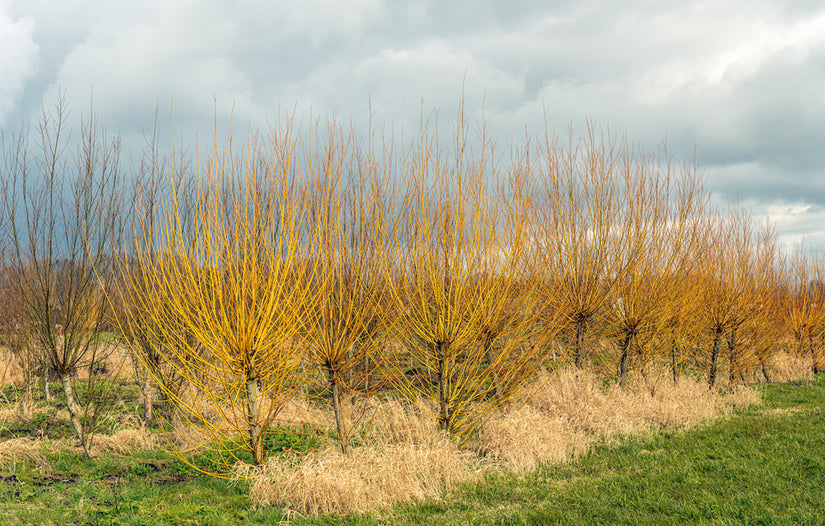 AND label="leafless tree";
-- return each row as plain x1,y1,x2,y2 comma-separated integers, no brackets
1,94,124,456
